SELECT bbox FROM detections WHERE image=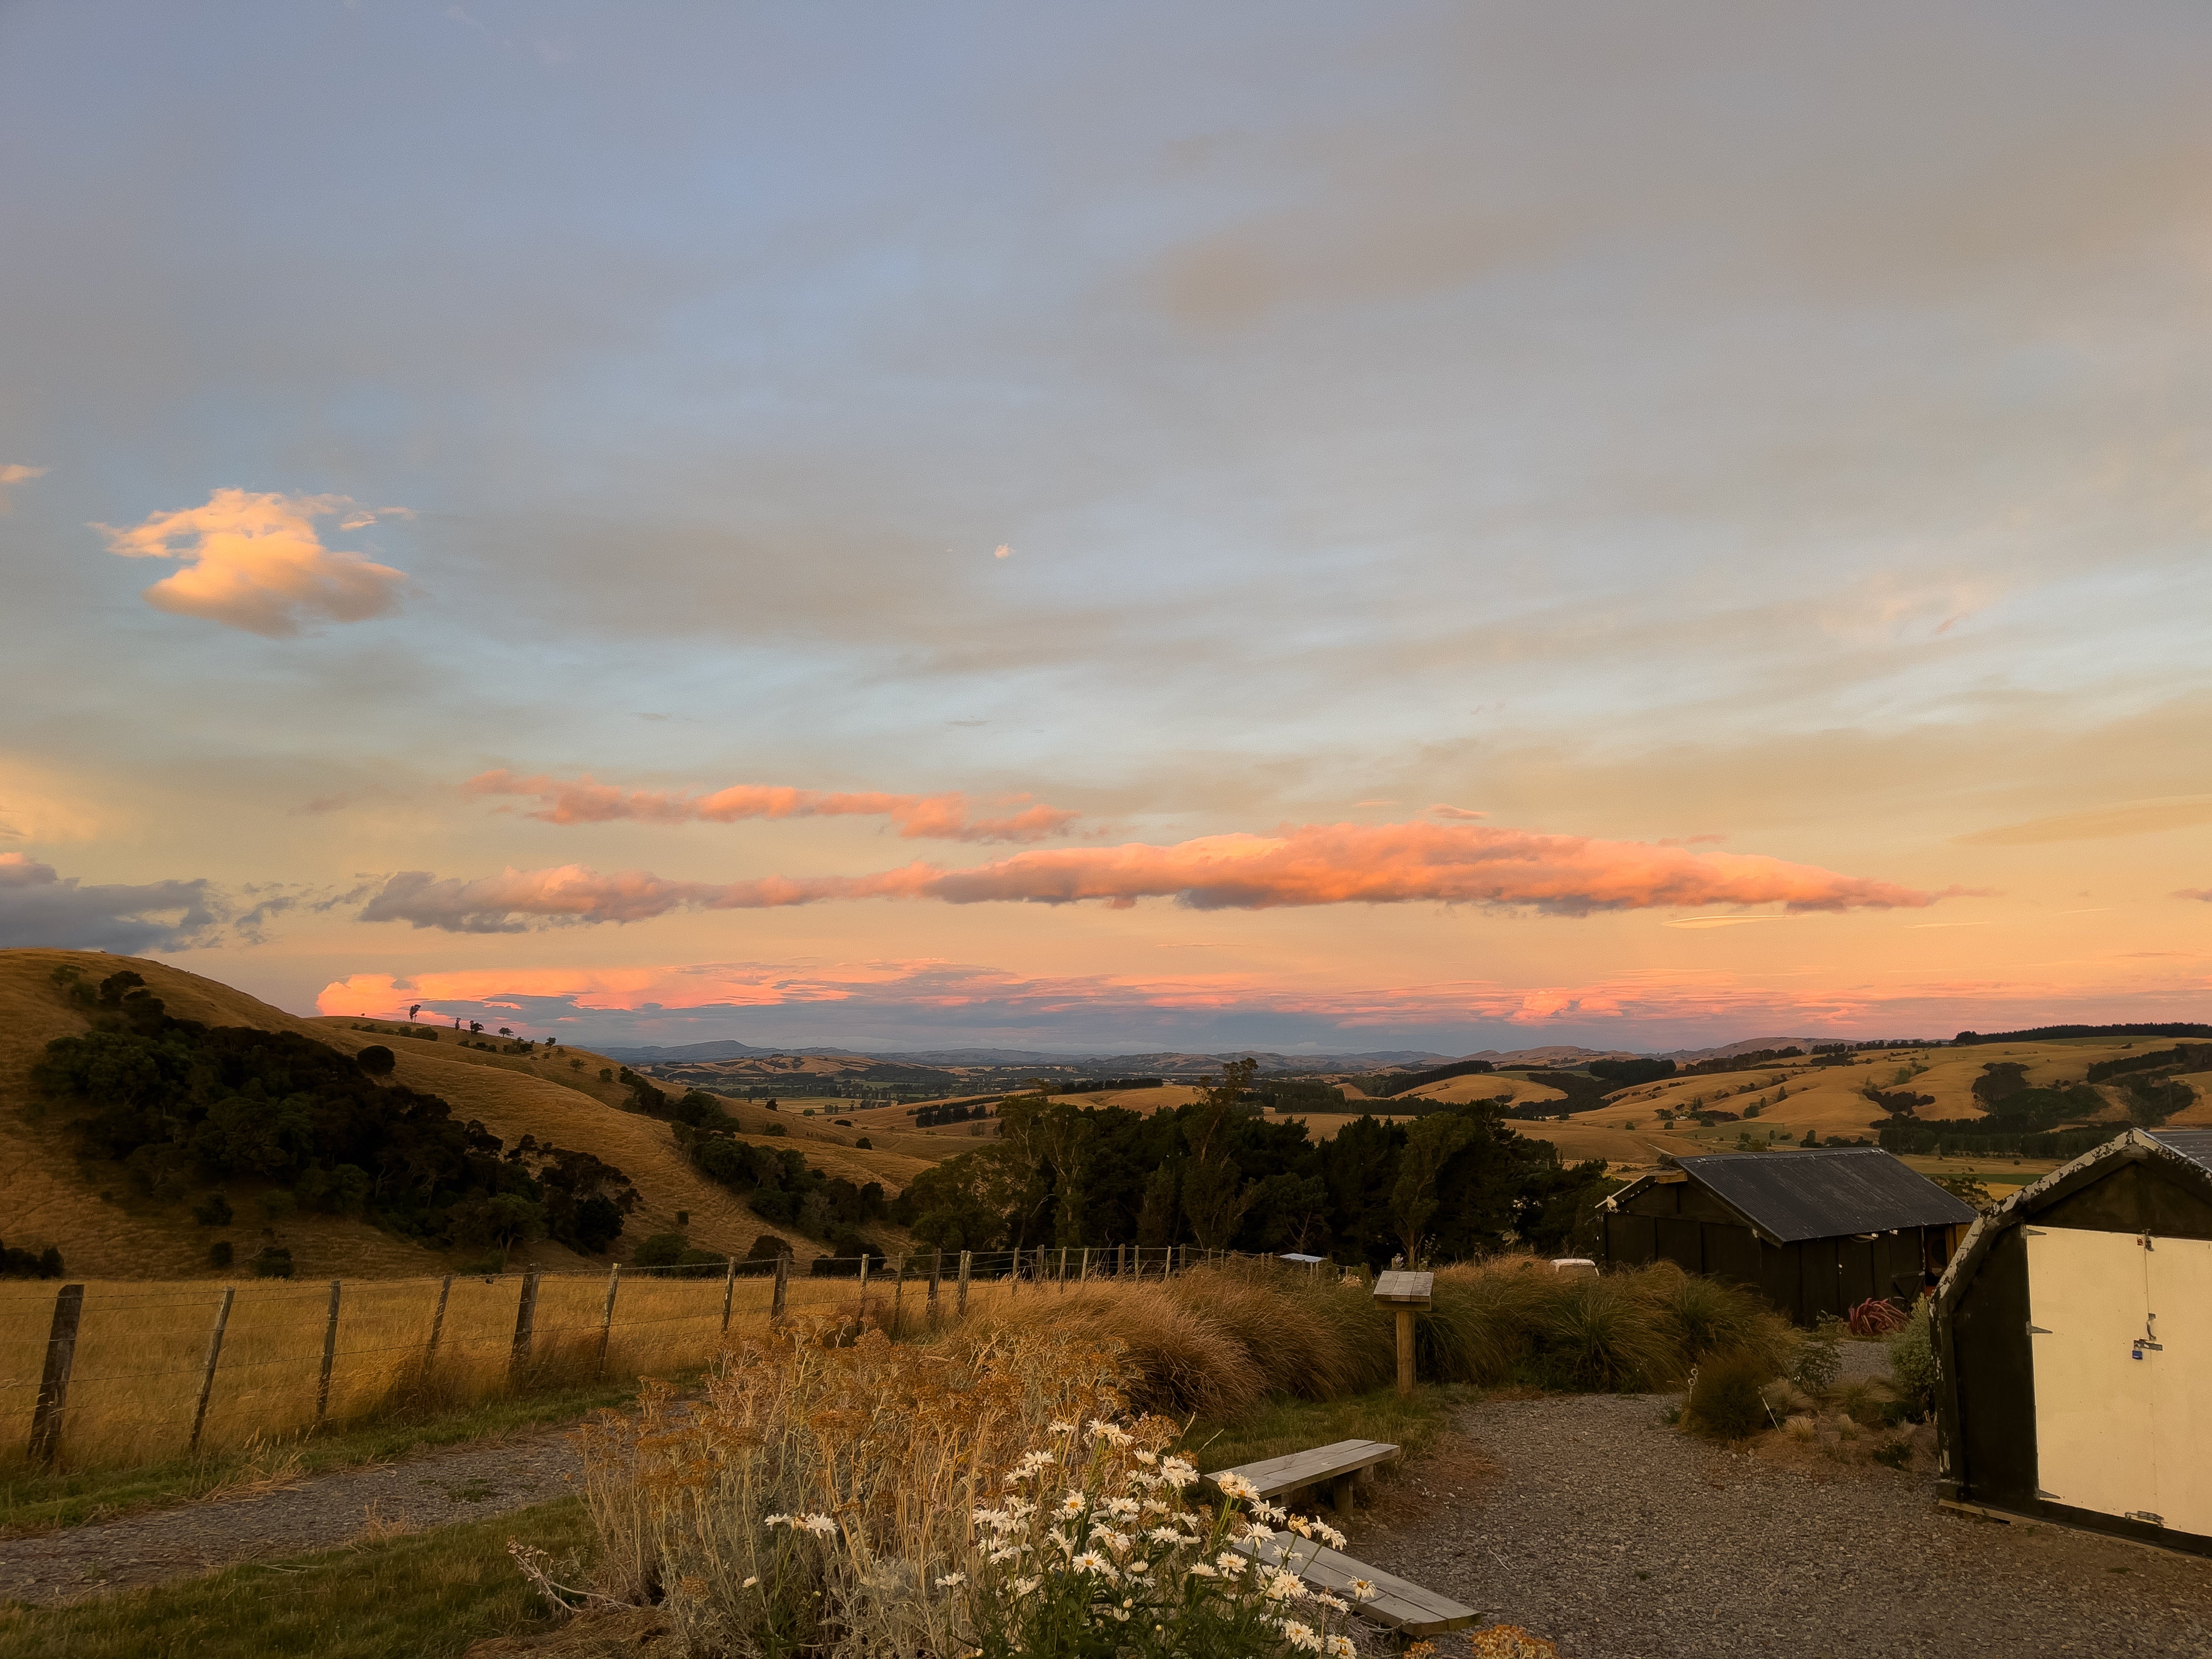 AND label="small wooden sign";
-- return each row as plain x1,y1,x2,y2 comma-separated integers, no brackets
1373,1270,1434,1308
